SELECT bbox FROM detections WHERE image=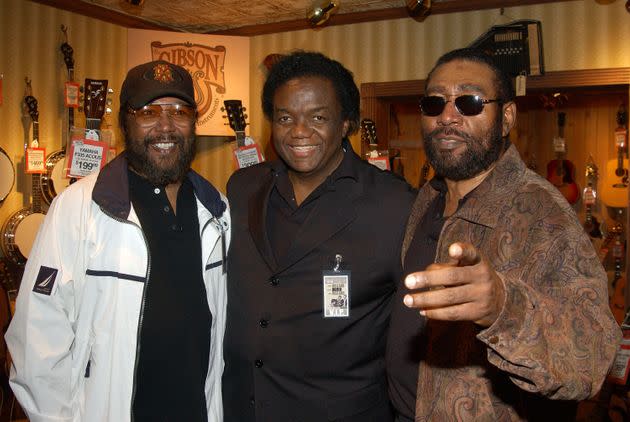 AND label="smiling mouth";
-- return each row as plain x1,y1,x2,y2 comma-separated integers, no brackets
151,142,177,153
